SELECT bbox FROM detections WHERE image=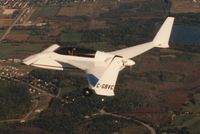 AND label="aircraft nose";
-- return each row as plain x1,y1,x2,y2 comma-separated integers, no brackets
23,54,39,65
